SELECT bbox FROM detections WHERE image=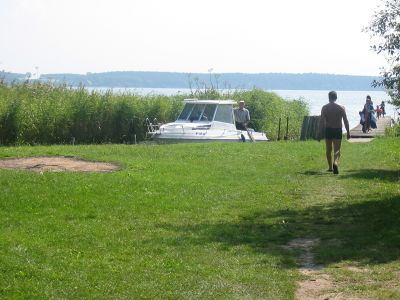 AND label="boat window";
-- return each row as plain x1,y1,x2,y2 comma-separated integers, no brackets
214,104,234,124
177,103,194,120
189,104,206,121
202,104,217,121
